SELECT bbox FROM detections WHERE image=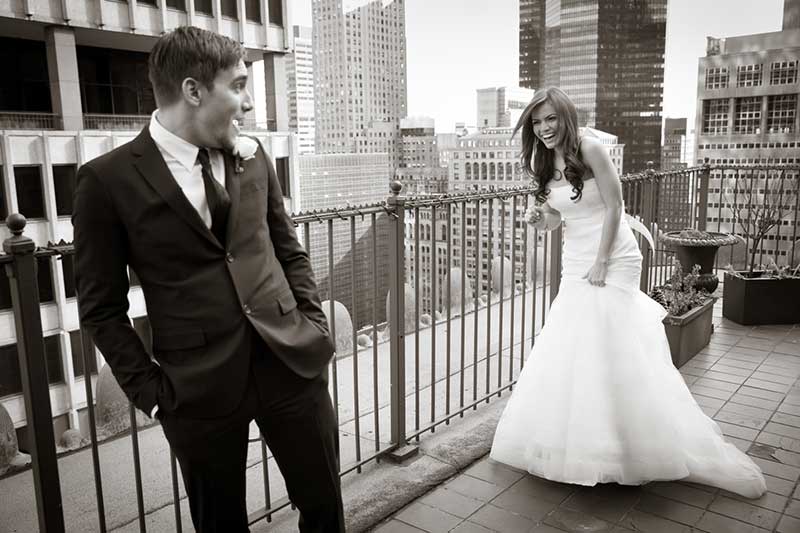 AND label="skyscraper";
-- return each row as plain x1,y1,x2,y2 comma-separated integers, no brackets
312,0,408,168
476,87,535,129
518,0,667,172
287,26,315,154
519,0,546,90
785,0,800,30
